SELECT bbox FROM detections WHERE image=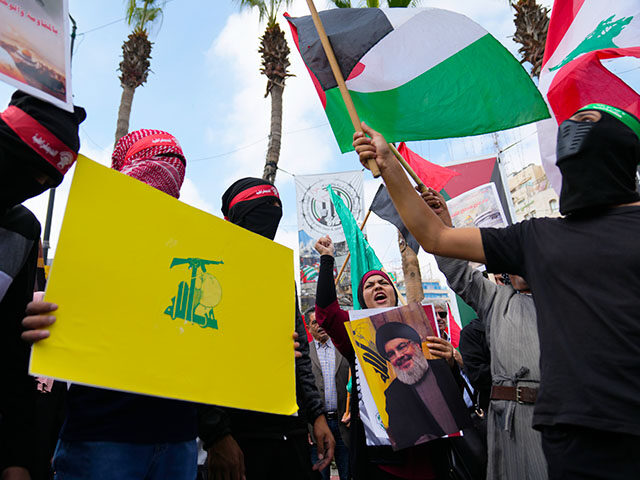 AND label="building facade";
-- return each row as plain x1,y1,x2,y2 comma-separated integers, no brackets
508,164,561,221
